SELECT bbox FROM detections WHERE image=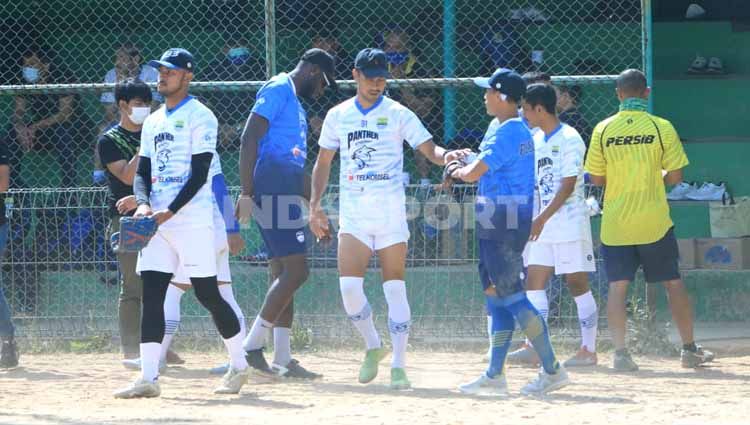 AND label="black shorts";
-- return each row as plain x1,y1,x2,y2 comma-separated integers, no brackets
602,227,680,283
